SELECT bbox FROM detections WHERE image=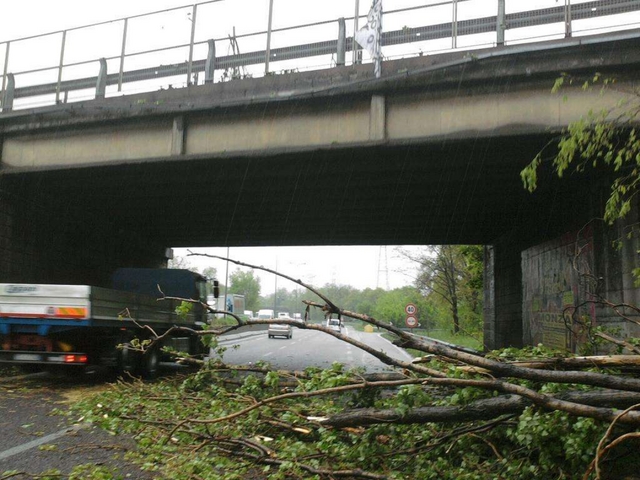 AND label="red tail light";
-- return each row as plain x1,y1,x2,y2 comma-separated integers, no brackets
64,354,88,363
